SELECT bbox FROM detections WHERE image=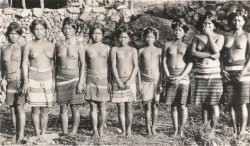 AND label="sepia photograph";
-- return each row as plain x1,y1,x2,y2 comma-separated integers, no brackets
0,0,250,145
